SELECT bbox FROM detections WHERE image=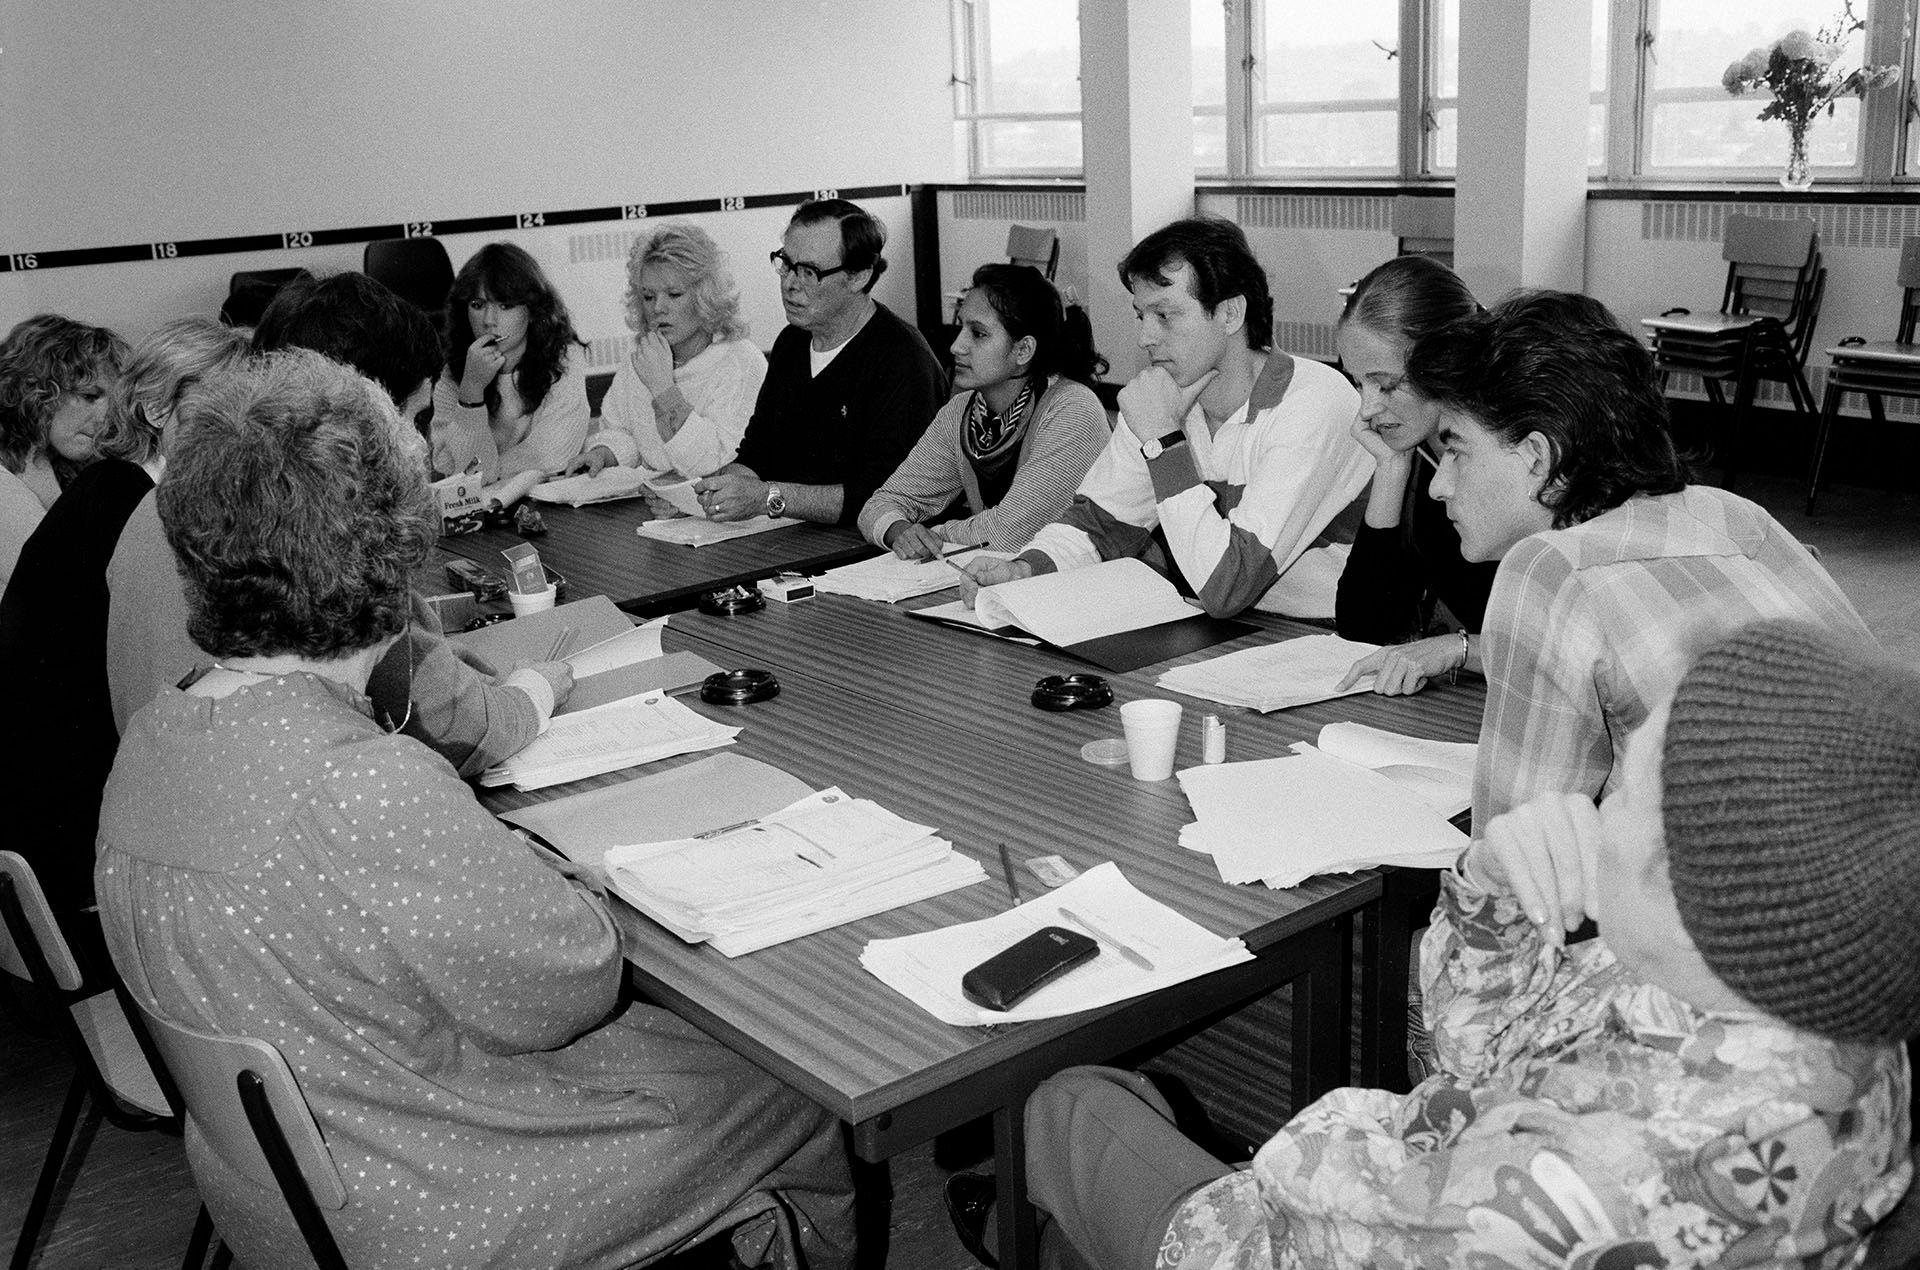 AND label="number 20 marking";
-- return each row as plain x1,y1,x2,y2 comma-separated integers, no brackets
282,231,314,249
